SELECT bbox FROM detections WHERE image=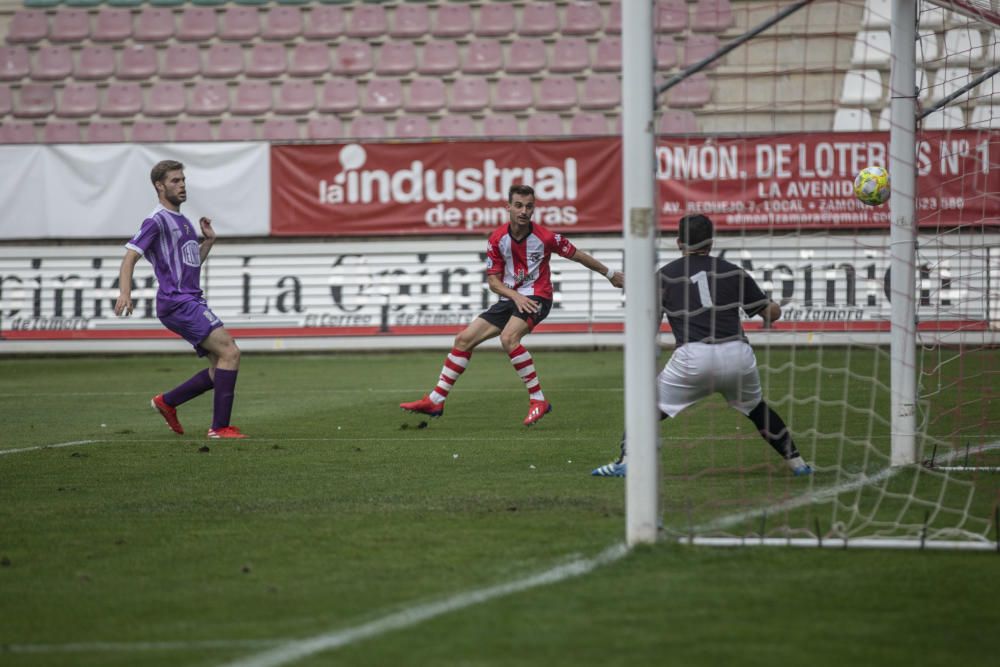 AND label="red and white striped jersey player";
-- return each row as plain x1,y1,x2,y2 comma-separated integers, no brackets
400,184,625,426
